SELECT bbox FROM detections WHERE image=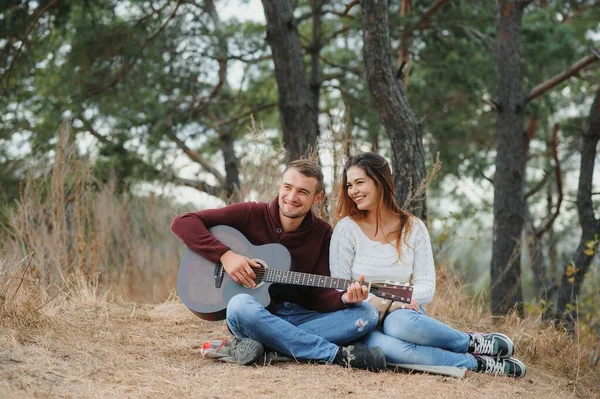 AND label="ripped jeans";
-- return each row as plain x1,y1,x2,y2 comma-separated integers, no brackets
226,293,379,363
363,308,478,369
